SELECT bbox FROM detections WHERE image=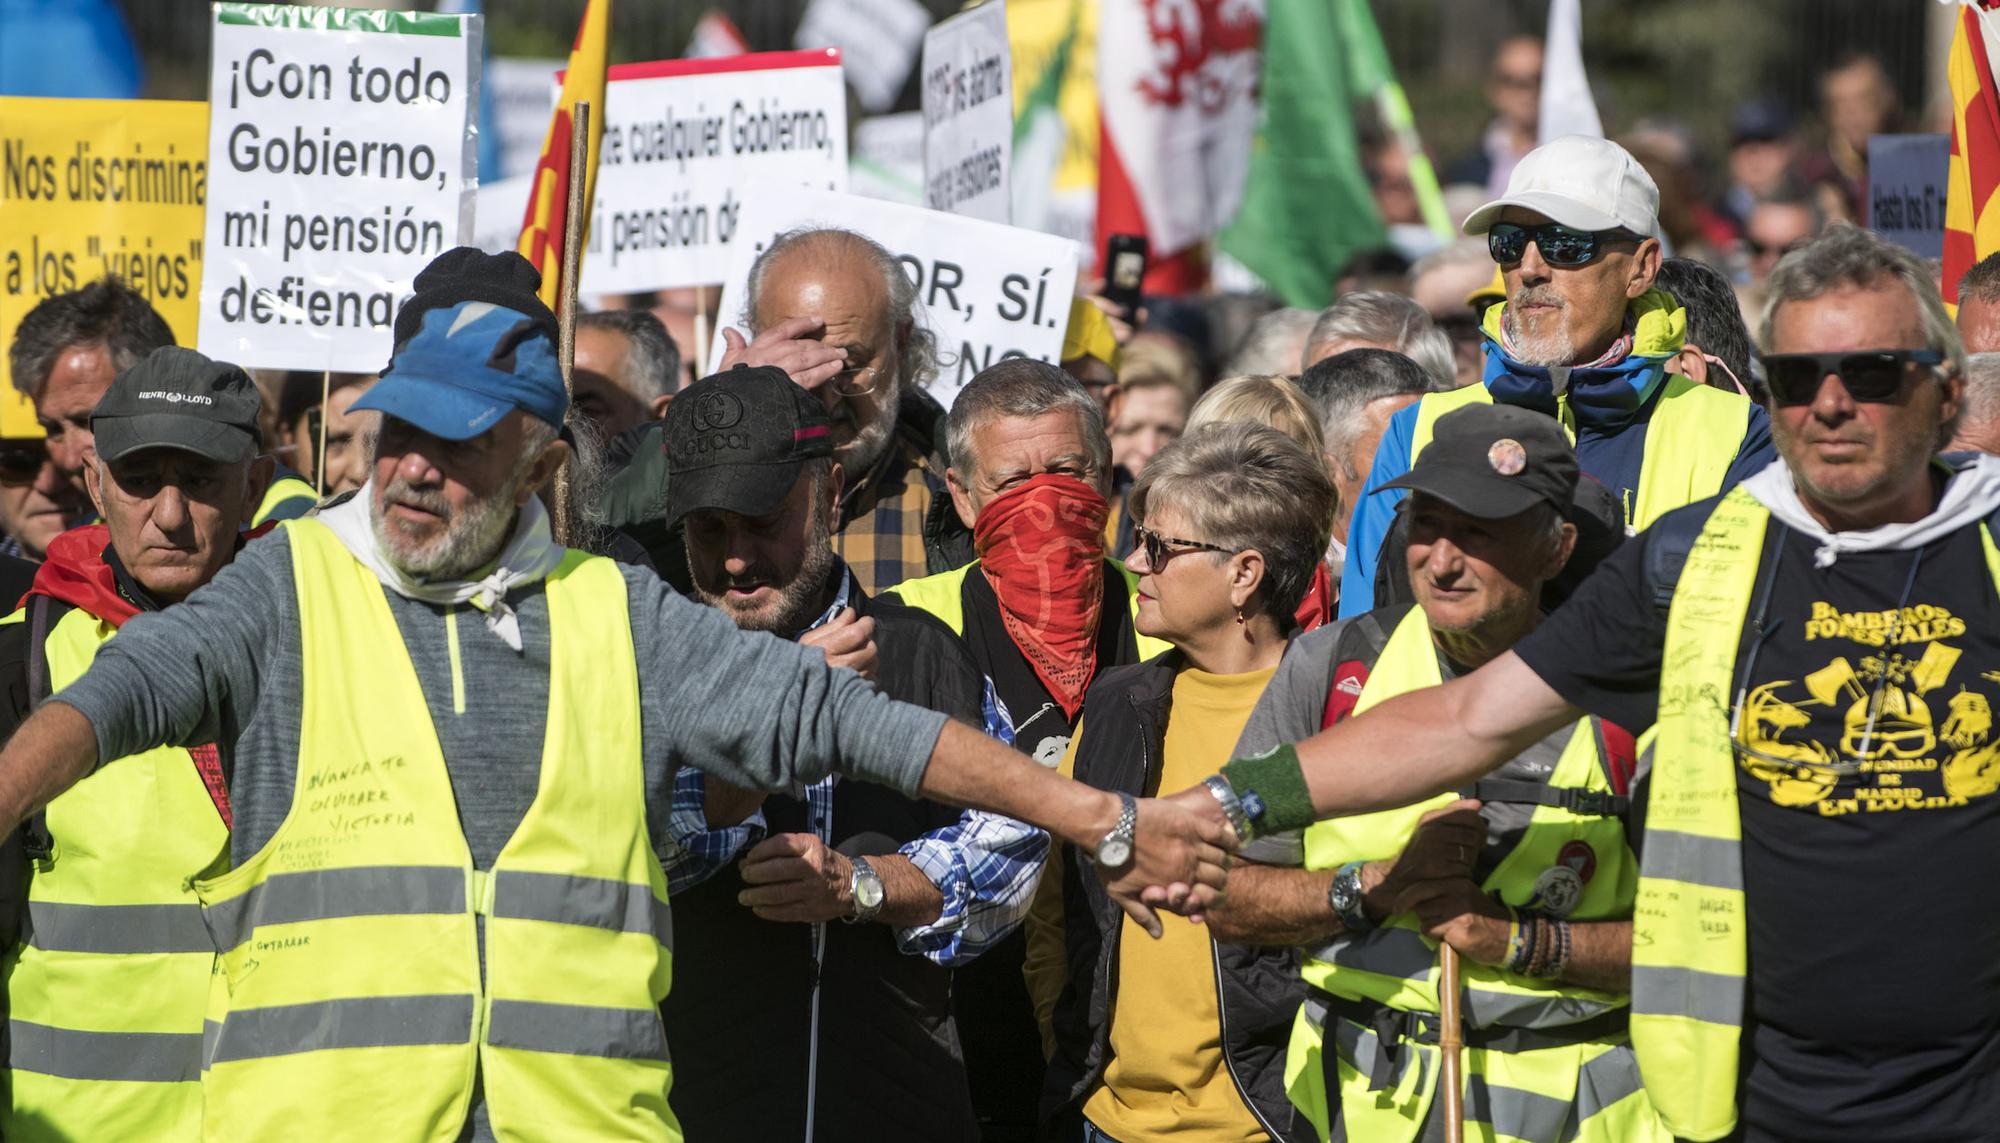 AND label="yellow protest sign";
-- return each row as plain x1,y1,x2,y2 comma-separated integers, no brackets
0,97,208,431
